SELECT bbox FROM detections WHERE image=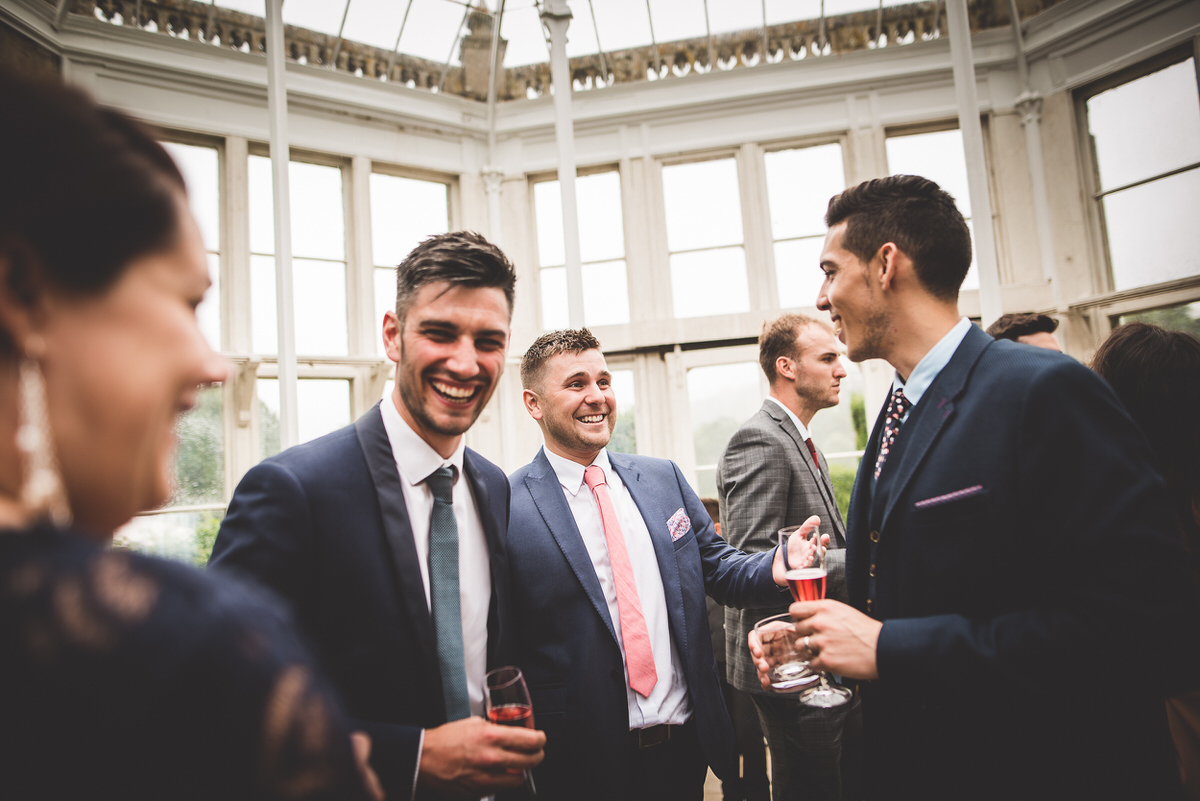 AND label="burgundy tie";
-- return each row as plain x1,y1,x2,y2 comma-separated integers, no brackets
583,465,657,698
805,437,820,475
